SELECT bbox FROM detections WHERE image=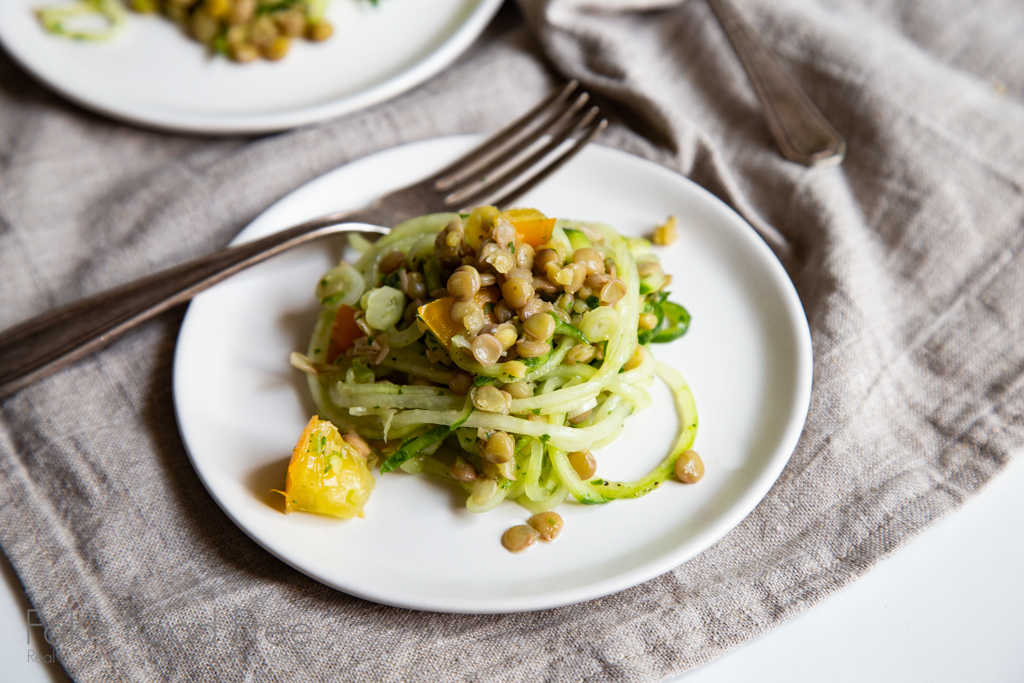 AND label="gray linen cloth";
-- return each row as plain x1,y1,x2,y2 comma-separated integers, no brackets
2,0,1023,680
